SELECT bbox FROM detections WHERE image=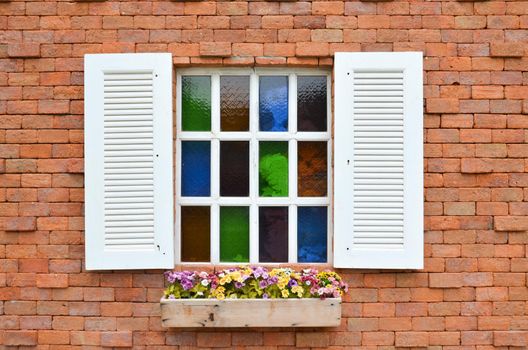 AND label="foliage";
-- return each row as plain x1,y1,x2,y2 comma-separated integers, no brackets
163,267,348,300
